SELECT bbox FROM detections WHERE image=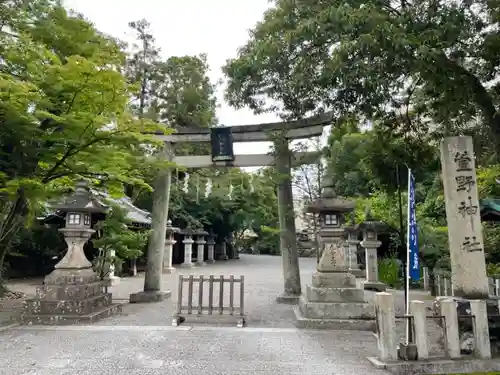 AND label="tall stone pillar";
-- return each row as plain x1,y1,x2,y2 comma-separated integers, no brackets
345,226,363,278
195,231,207,266
163,220,179,274
294,177,374,329
206,235,215,263
359,218,386,292
131,142,173,303
274,138,301,304
440,136,489,298
181,232,194,268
